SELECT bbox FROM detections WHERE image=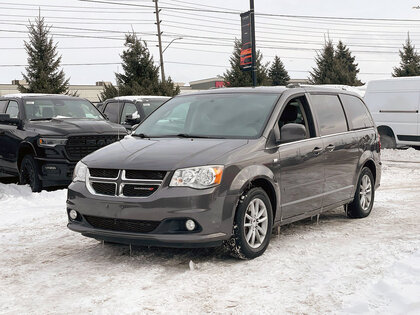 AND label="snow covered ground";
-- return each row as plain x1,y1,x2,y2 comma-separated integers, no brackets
1,149,419,314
